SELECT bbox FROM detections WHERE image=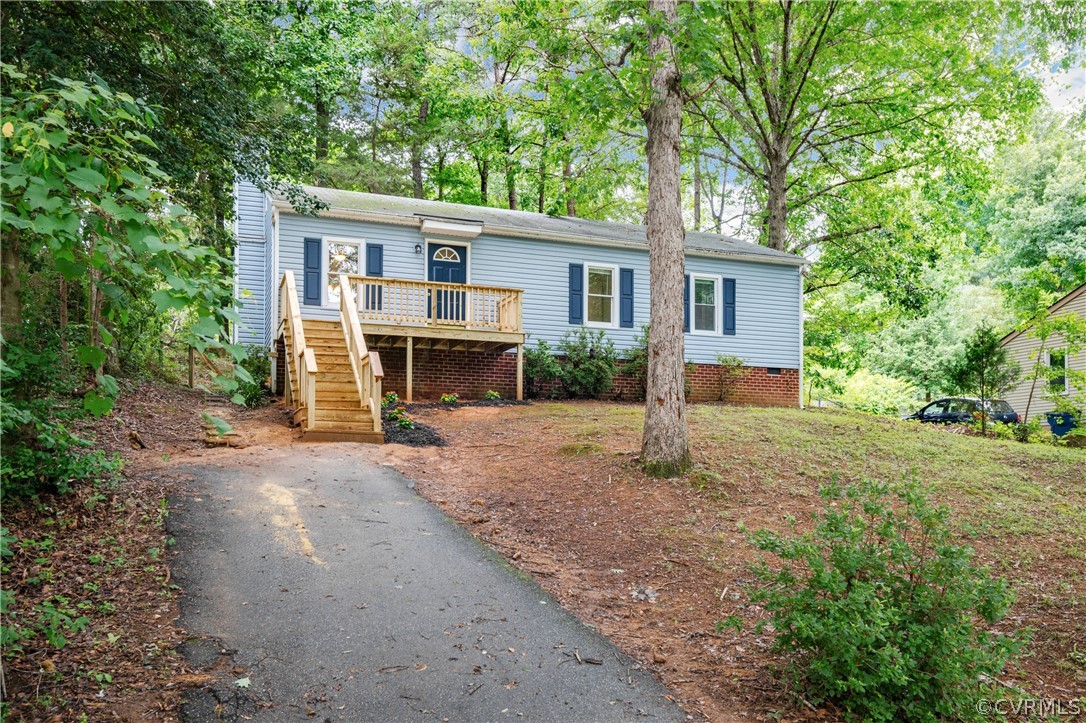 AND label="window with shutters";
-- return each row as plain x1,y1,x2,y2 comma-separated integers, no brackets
691,274,719,334
585,265,617,326
324,238,362,306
